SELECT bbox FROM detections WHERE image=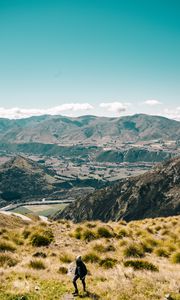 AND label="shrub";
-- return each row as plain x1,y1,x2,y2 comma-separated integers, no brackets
83,252,100,263
123,244,144,258
58,266,68,274
0,253,18,267
82,229,96,241
171,252,180,264
99,258,117,269
29,259,46,269
30,229,53,247
0,240,16,252
154,247,169,257
60,253,73,263
97,227,113,238
124,259,158,271
33,252,47,258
